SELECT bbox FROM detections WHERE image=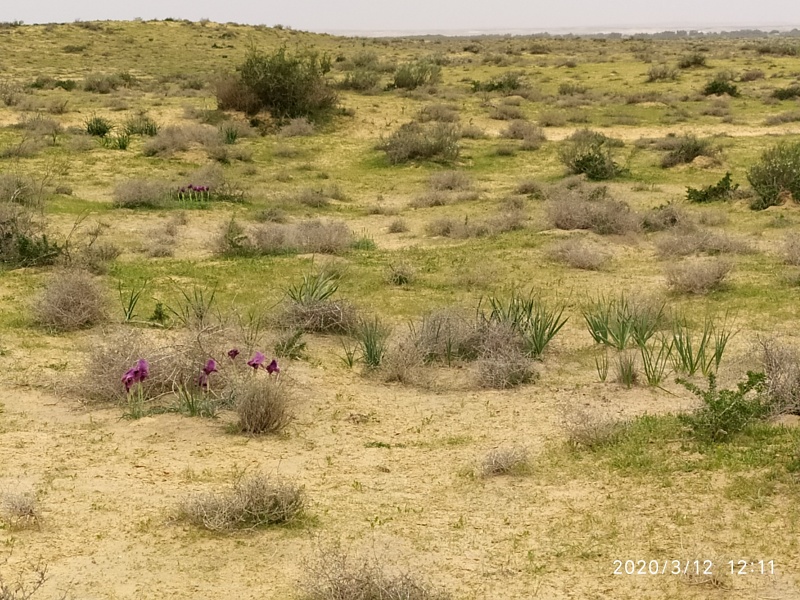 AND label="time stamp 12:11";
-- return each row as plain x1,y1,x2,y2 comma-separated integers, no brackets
613,560,776,576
